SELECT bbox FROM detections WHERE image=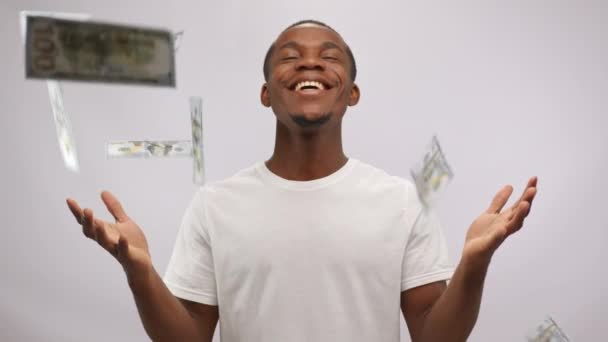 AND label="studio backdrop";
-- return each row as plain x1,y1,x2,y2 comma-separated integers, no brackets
1,0,606,341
